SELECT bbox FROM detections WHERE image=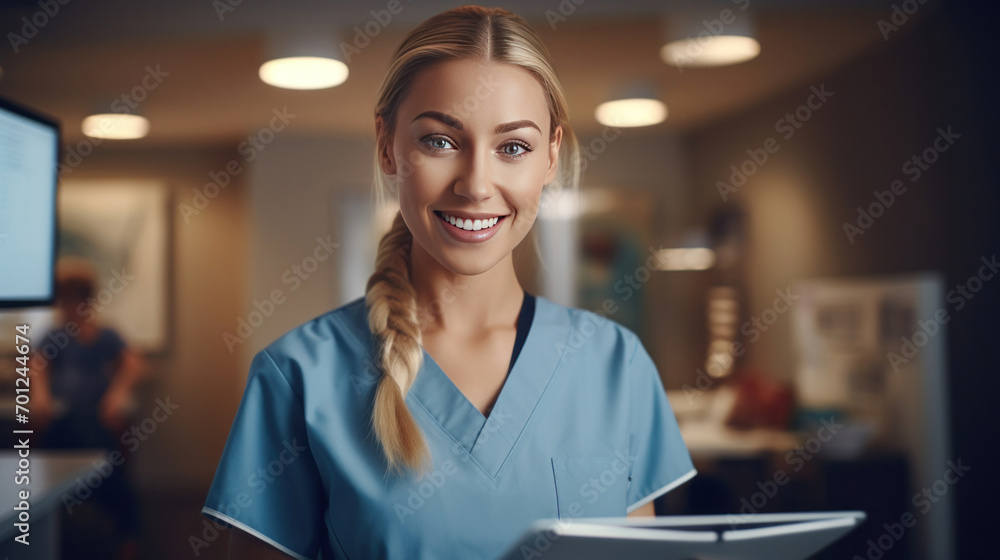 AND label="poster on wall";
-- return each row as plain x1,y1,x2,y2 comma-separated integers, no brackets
53,179,170,353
